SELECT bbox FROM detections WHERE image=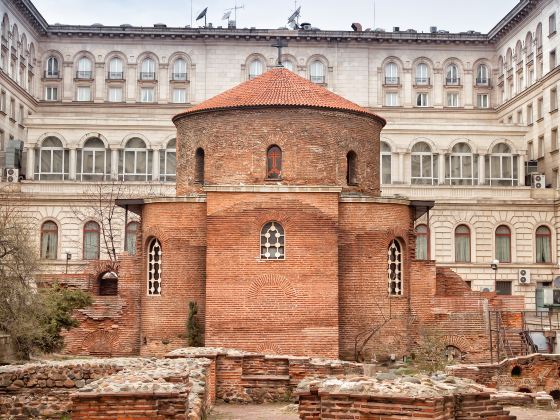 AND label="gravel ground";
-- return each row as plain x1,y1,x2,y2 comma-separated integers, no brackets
507,406,560,420
208,403,298,420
